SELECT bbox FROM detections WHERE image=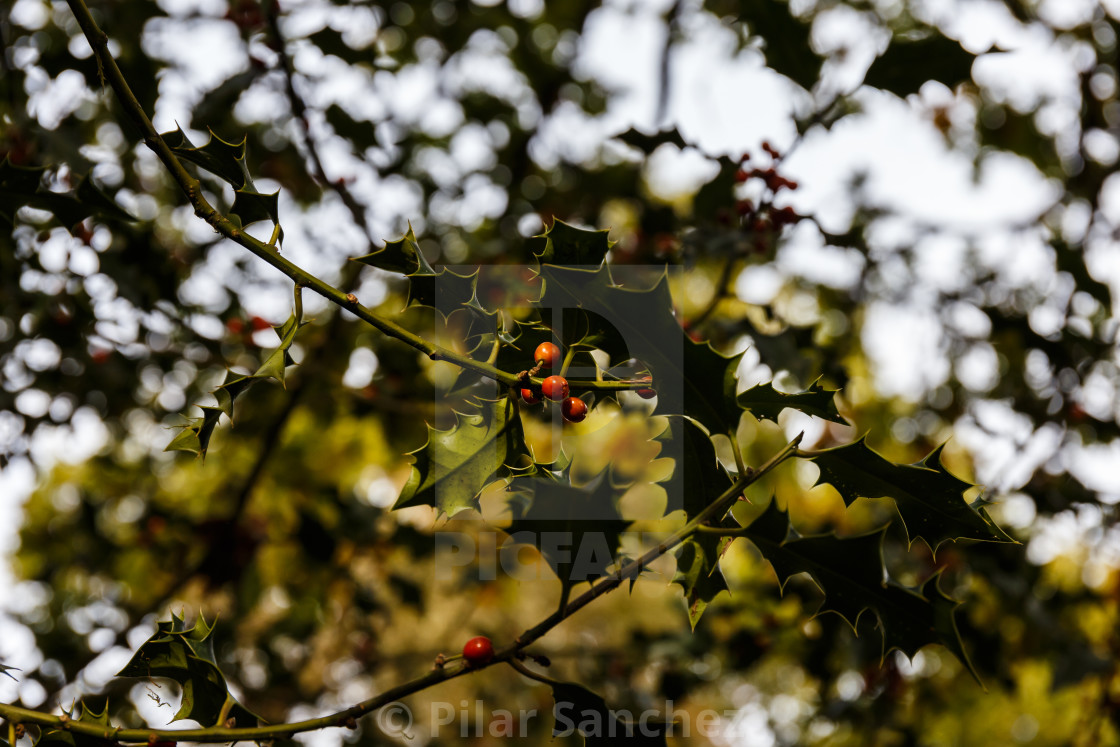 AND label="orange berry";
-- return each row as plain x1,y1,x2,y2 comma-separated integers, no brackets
541,375,569,401
534,342,562,368
561,397,587,423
